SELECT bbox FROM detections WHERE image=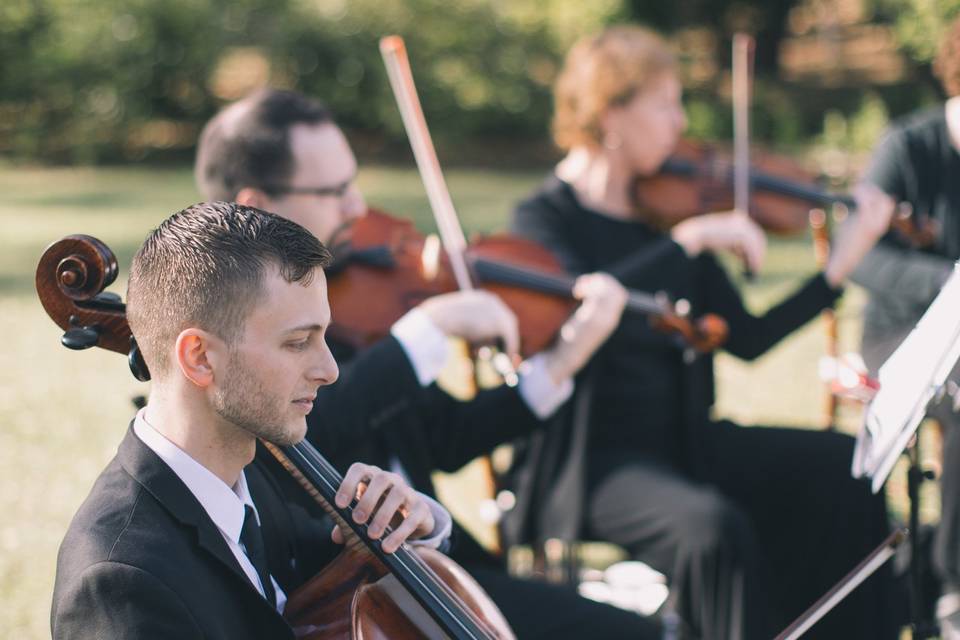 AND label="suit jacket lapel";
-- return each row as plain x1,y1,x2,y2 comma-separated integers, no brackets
116,426,262,594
